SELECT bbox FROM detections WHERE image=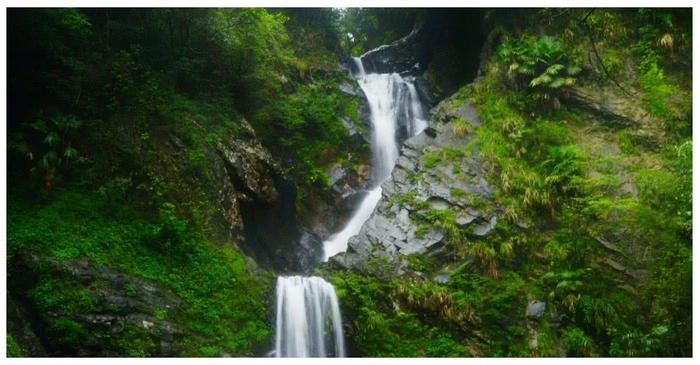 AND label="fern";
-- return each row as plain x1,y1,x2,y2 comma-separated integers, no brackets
498,35,581,109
